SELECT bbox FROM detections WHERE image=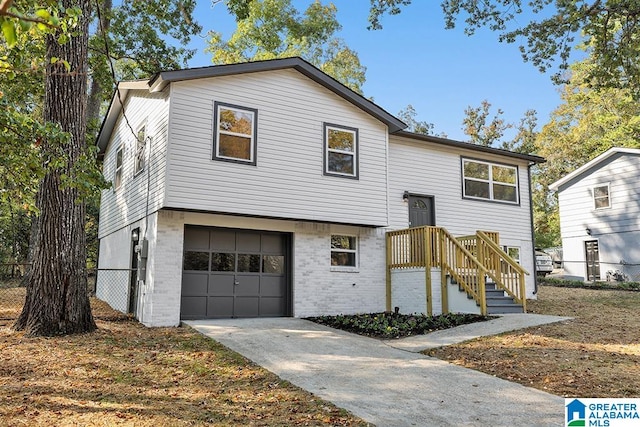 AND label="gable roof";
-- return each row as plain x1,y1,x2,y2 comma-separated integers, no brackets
97,57,406,154
393,130,546,164
549,147,640,191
